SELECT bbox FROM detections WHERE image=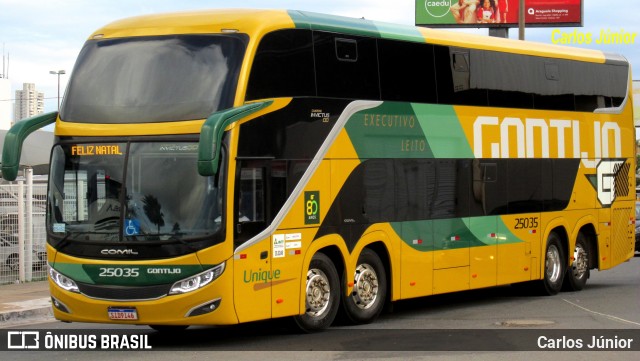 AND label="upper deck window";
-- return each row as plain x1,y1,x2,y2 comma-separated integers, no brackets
61,34,247,124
